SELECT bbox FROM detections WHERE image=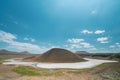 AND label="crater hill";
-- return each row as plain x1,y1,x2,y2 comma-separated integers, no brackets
32,48,86,63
